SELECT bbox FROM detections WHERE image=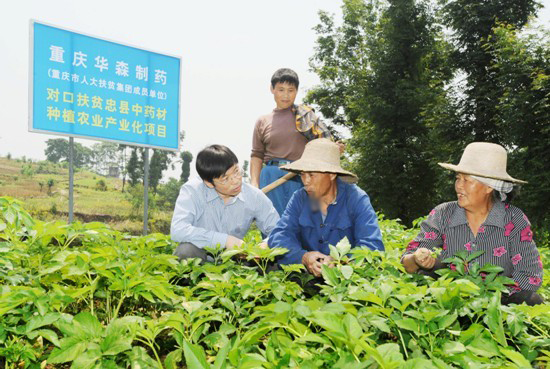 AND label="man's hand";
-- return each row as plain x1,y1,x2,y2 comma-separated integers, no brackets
257,242,269,250
225,235,244,250
413,247,436,269
302,251,333,277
